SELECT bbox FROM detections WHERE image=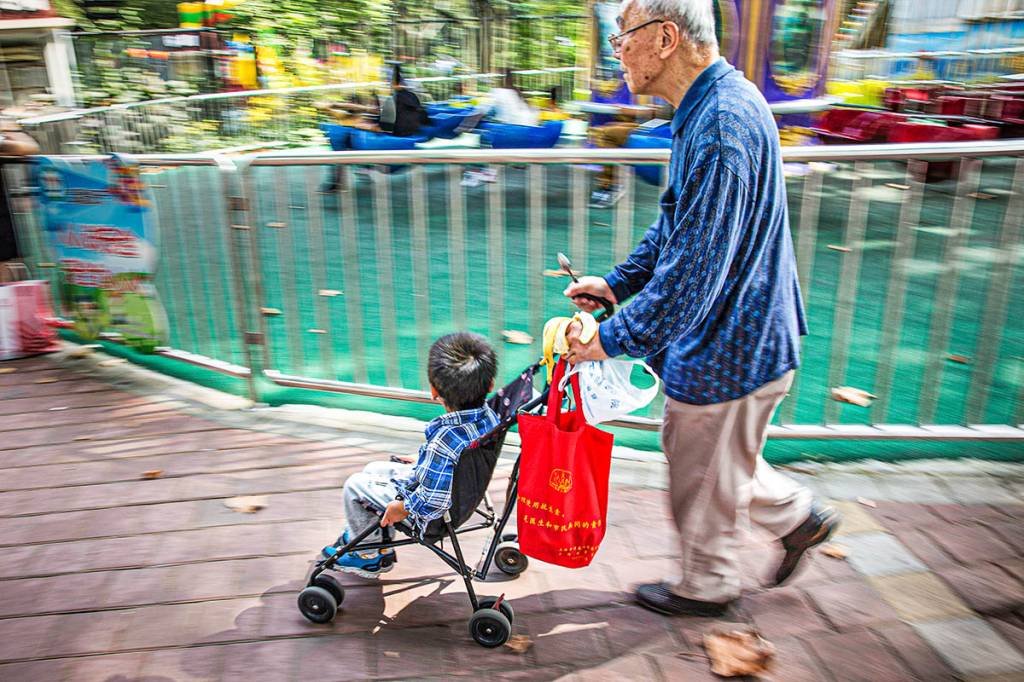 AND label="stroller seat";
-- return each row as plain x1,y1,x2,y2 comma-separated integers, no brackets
298,364,544,648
